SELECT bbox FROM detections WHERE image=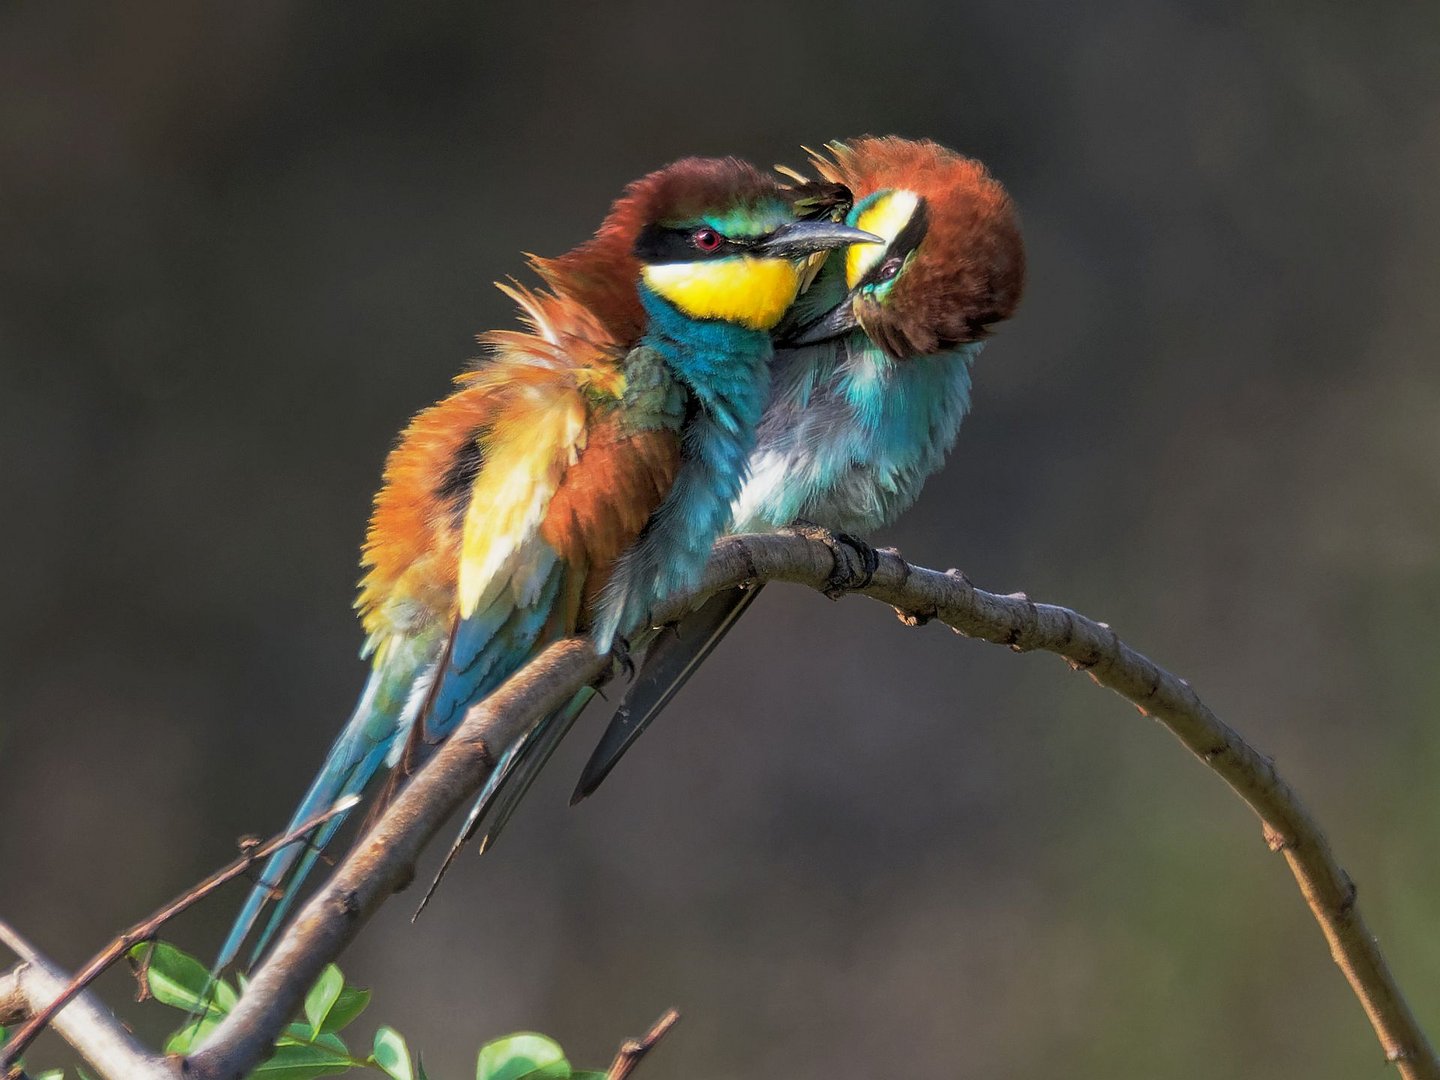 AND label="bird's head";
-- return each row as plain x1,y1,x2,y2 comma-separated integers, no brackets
532,157,877,340
786,137,1026,358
